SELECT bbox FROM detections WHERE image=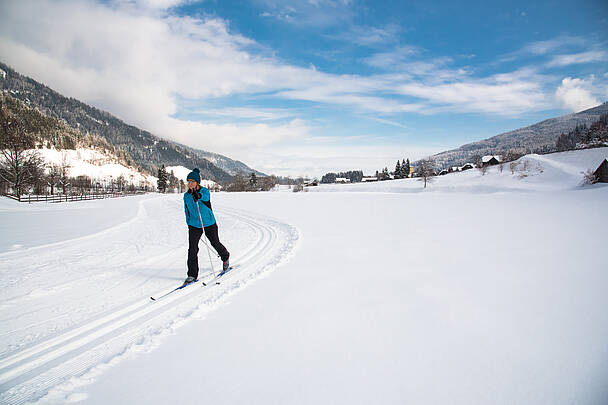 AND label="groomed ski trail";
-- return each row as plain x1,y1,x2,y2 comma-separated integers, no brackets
0,197,299,405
